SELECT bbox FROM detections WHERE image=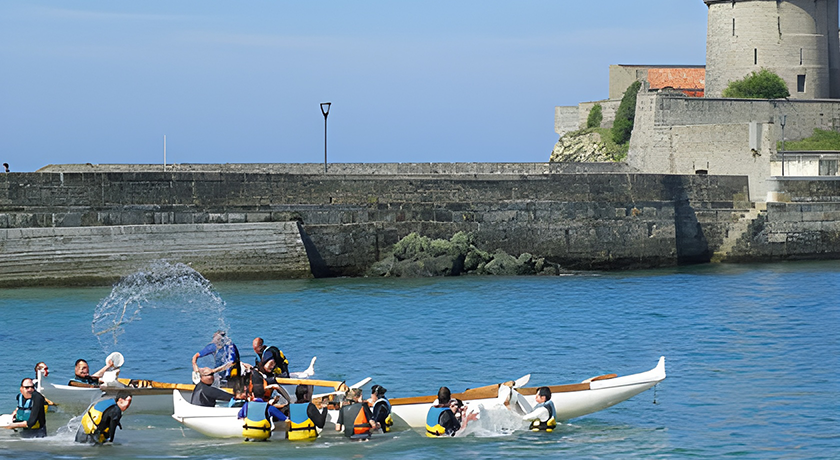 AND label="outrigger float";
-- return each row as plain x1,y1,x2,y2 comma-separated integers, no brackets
170,357,666,438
